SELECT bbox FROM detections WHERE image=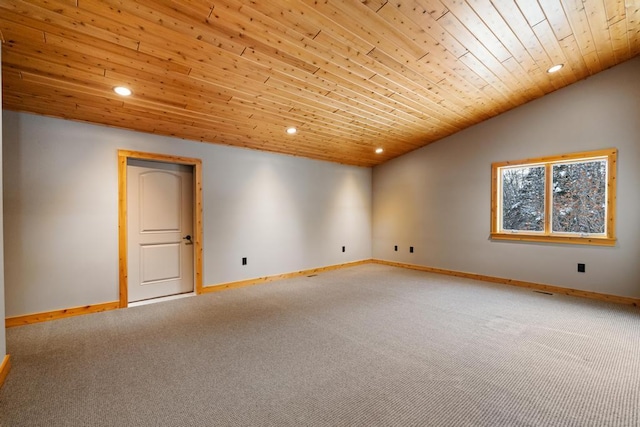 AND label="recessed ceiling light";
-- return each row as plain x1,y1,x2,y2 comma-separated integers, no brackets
286,127,297,135
375,148,384,154
547,64,563,73
113,86,132,96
